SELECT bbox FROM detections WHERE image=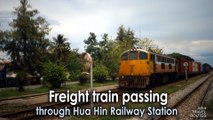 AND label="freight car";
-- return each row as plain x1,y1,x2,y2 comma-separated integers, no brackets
202,63,212,73
119,49,177,88
171,55,202,78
